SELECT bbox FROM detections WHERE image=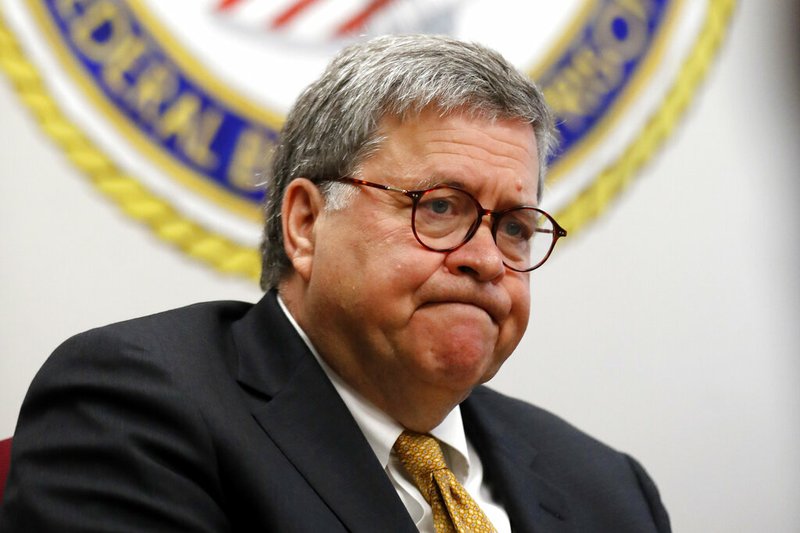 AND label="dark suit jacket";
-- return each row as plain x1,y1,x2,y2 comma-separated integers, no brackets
0,291,670,532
